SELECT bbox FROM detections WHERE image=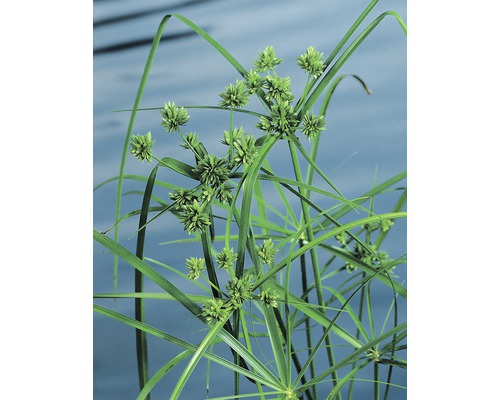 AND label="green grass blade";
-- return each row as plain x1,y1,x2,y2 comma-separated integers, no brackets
94,229,203,318
253,212,406,289
134,165,159,397
158,156,199,180
93,304,277,388
295,322,407,396
299,11,407,118
261,306,288,386
171,318,227,400
138,350,191,400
